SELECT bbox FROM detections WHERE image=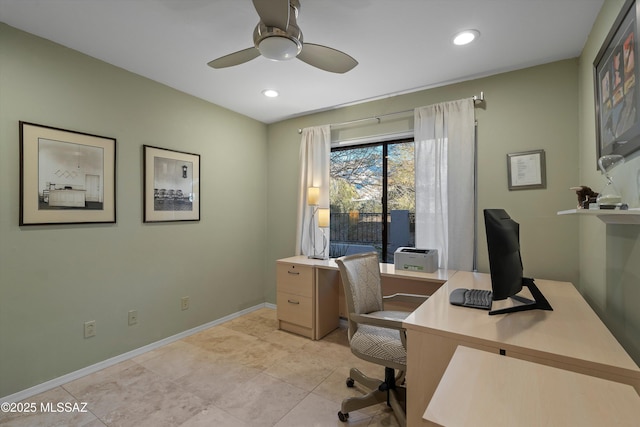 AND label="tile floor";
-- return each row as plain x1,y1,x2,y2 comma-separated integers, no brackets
0,308,400,426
